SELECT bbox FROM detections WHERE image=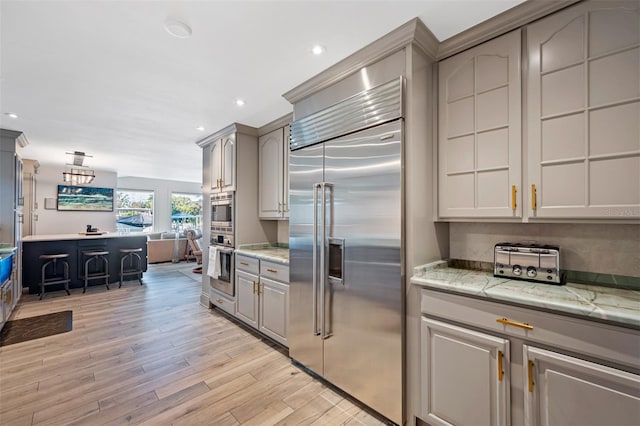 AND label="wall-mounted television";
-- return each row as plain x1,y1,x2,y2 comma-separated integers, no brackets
57,185,114,212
